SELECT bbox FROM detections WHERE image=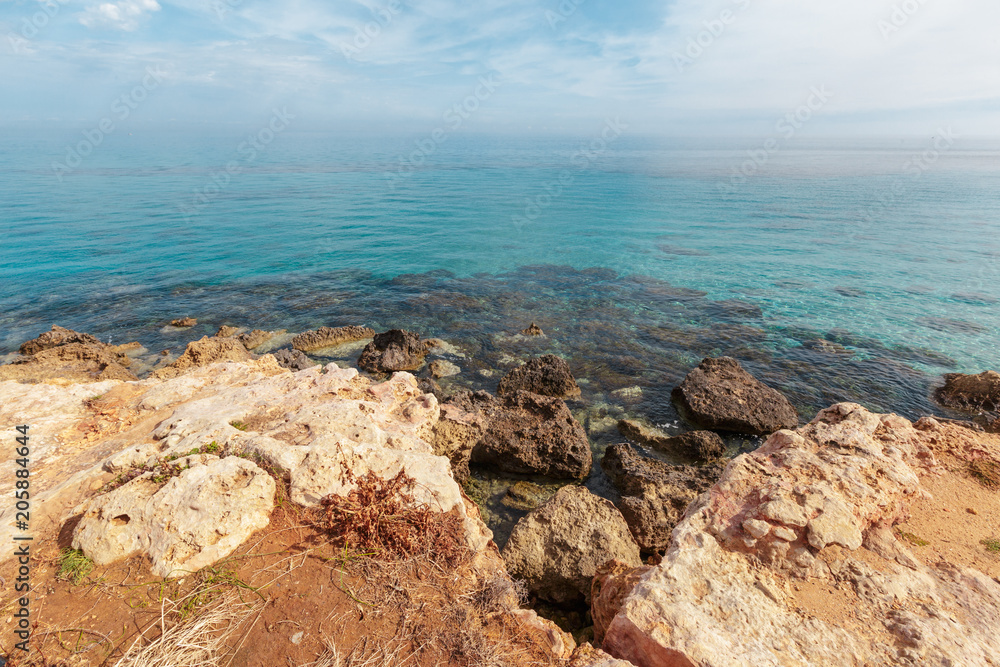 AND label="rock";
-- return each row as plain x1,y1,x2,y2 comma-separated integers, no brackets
610,386,642,402
497,354,581,399
237,329,281,350
470,390,593,480
521,322,545,336
601,404,1000,666
0,343,137,384
357,329,428,373
152,336,256,379
291,325,375,353
431,401,486,484
511,609,577,660
18,325,103,355
502,481,551,511
936,371,1000,412
601,443,724,552
671,357,798,435
429,359,461,378
170,317,197,328
417,376,444,400
591,560,652,646
72,456,275,578
617,419,725,462
502,486,641,605
269,348,314,372
215,325,240,338
568,643,636,667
